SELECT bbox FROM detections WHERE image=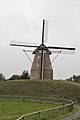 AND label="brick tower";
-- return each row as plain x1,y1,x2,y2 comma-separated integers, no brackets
30,45,53,79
